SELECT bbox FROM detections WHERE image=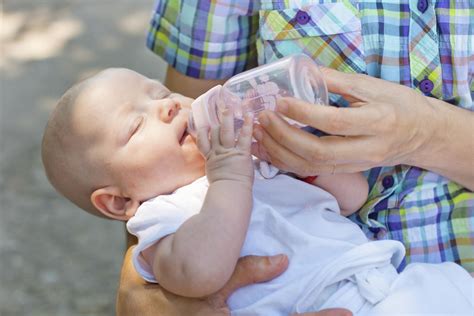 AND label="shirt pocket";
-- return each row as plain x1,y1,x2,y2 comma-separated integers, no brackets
258,1,366,74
